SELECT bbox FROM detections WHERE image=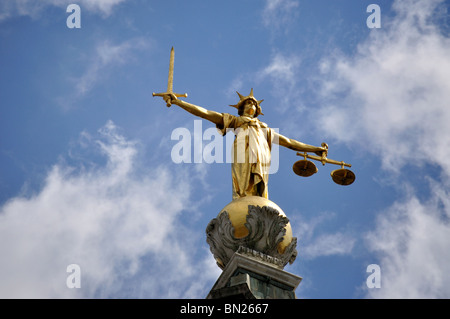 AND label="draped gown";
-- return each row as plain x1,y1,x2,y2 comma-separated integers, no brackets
216,113,274,200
